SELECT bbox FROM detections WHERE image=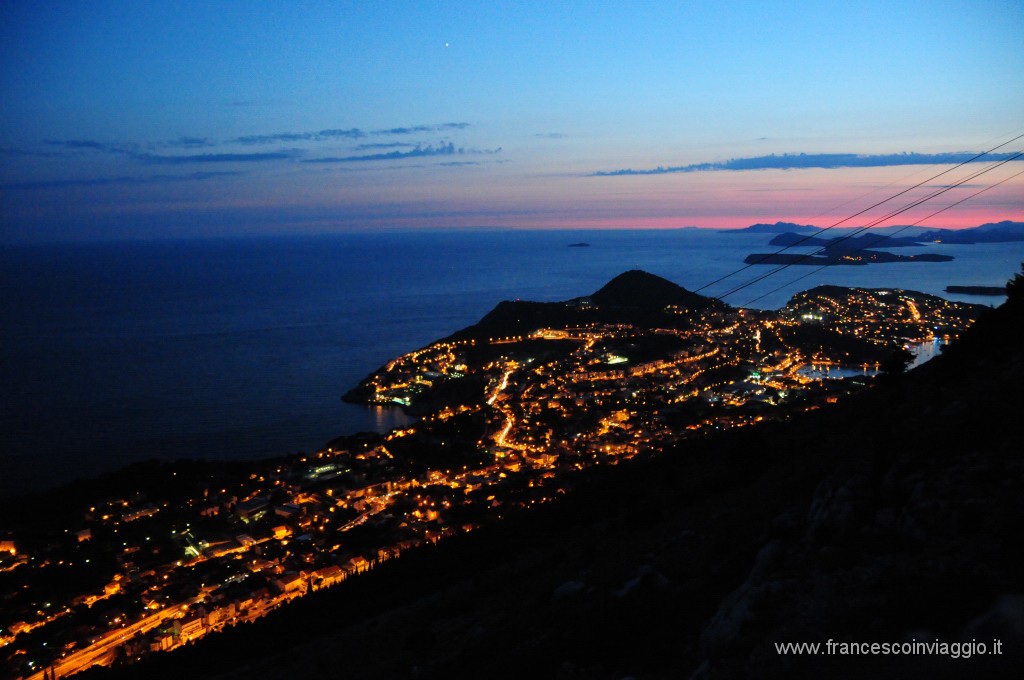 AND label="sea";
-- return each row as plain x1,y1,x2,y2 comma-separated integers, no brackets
2,228,1022,499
